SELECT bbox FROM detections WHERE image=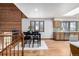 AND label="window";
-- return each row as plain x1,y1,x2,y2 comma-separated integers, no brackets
30,21,44,32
